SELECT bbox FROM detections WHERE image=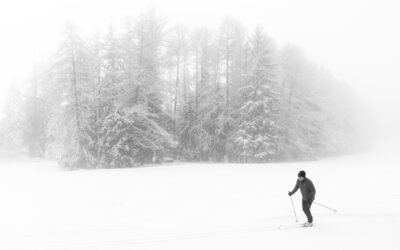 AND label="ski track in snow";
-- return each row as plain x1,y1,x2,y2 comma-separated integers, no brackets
1,152,400,249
